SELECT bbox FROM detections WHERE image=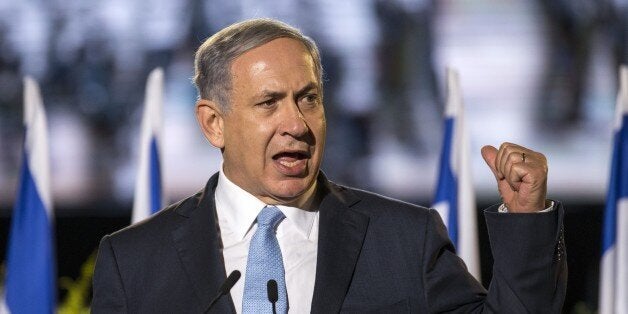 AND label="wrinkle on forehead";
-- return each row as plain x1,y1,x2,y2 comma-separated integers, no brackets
247,58,312,78
230,38,319,100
